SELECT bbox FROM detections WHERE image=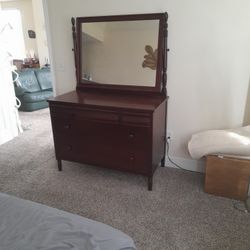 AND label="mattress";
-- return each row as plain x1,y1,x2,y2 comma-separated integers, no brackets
0,192,136,250
188,125,250,159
